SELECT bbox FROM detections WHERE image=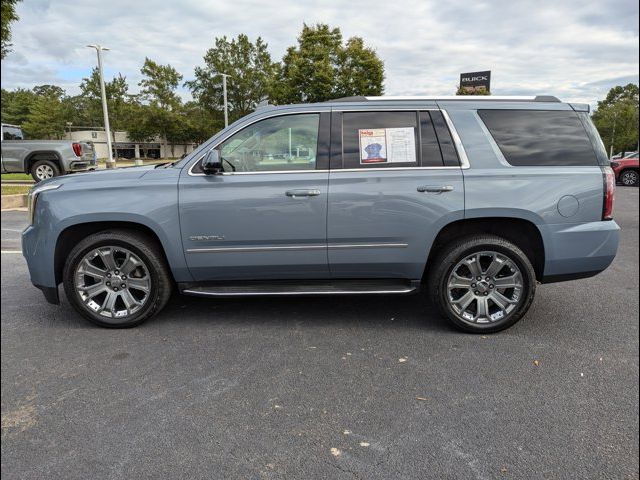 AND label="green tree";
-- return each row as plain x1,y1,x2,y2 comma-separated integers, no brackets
138,58,183,158
79,68,132,130
1,0,21,59
272,23,384,104
592,83,639,155
186,34,276,121
1,87,36,126
22,85,69,139
455,86,490,95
